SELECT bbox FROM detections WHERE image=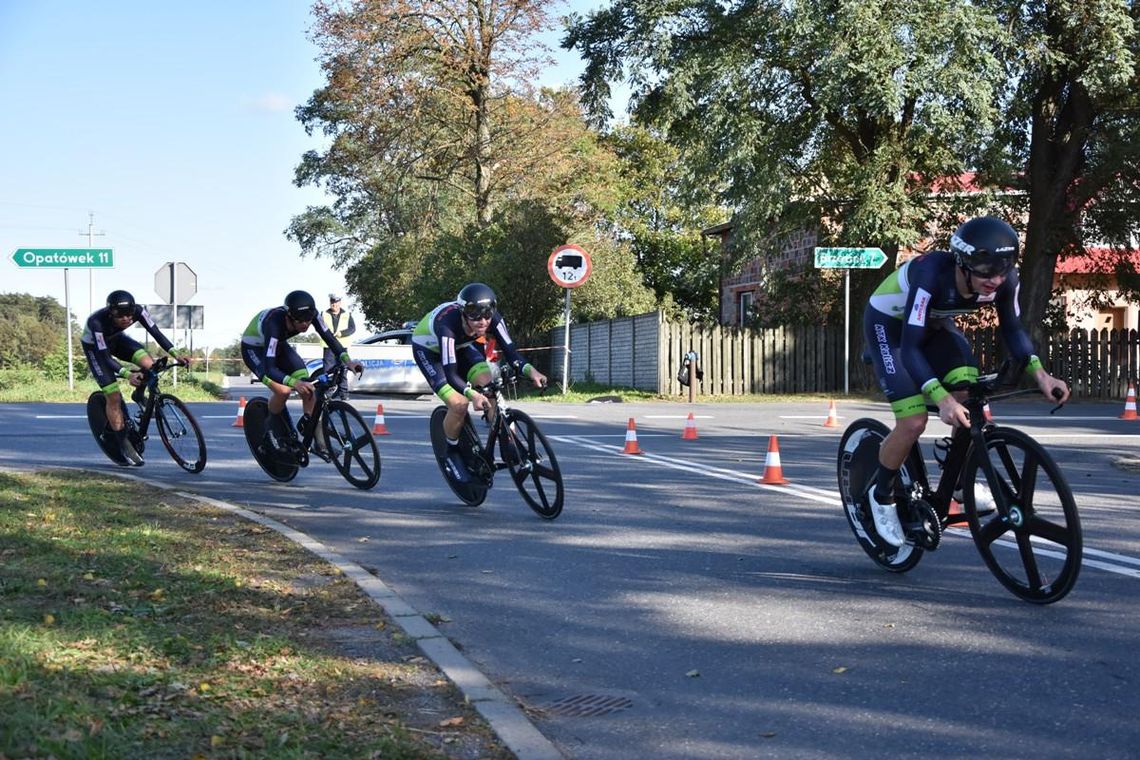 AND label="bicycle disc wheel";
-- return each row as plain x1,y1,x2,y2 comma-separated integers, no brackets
242,397,299,483
963,427,1082,604
836,418,924,573
429,406,488,506
156,394,207,473
503,409,563,519
322,400,381,490
86,392,128,465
